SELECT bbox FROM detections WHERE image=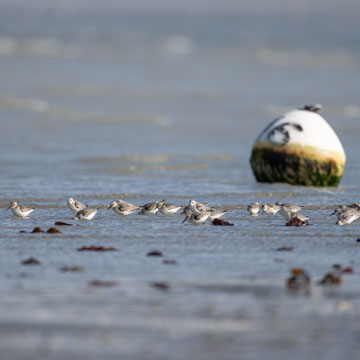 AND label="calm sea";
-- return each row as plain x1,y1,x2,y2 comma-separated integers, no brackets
0,7,360,360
